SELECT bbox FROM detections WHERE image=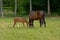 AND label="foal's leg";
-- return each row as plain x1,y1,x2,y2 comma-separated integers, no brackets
22,22,25,27
13,22,16,27
25,21,29,27
26,22,28,26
